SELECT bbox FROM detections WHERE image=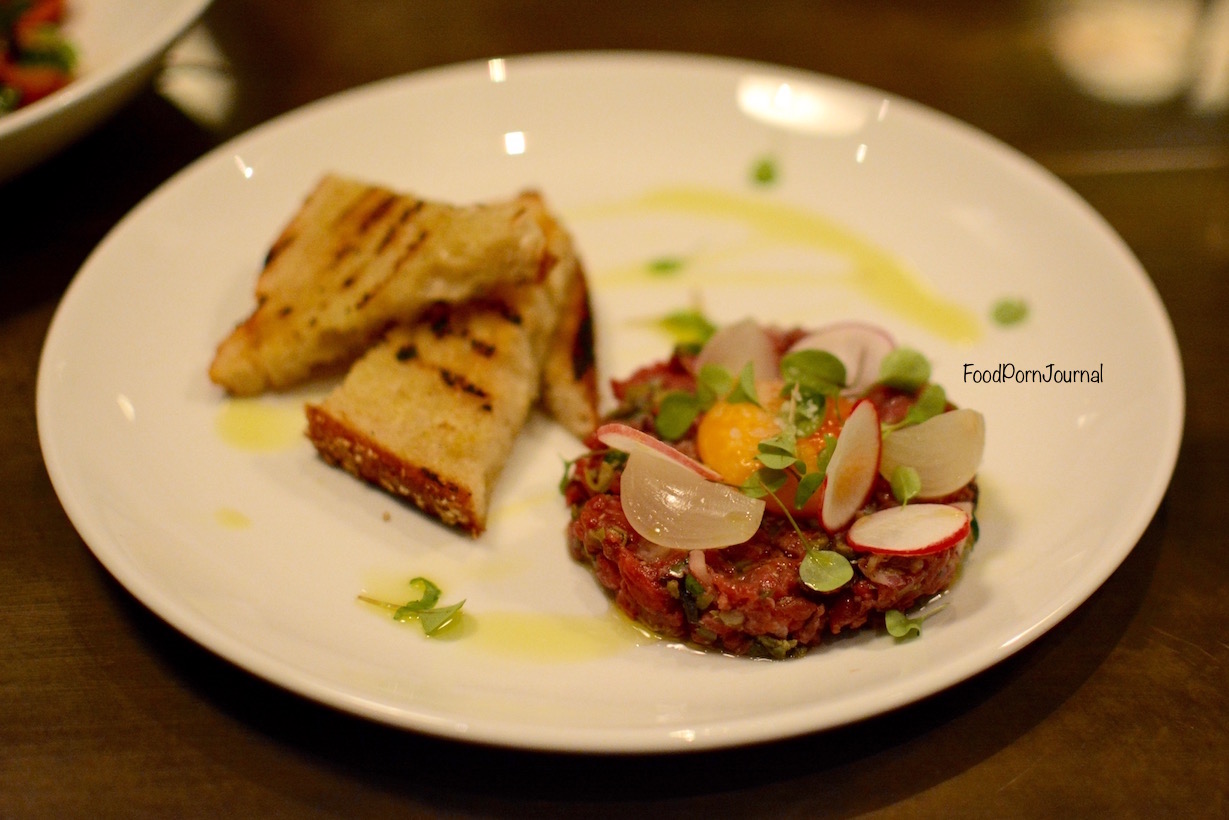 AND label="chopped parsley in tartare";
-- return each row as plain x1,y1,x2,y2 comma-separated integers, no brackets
562,319,984,658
